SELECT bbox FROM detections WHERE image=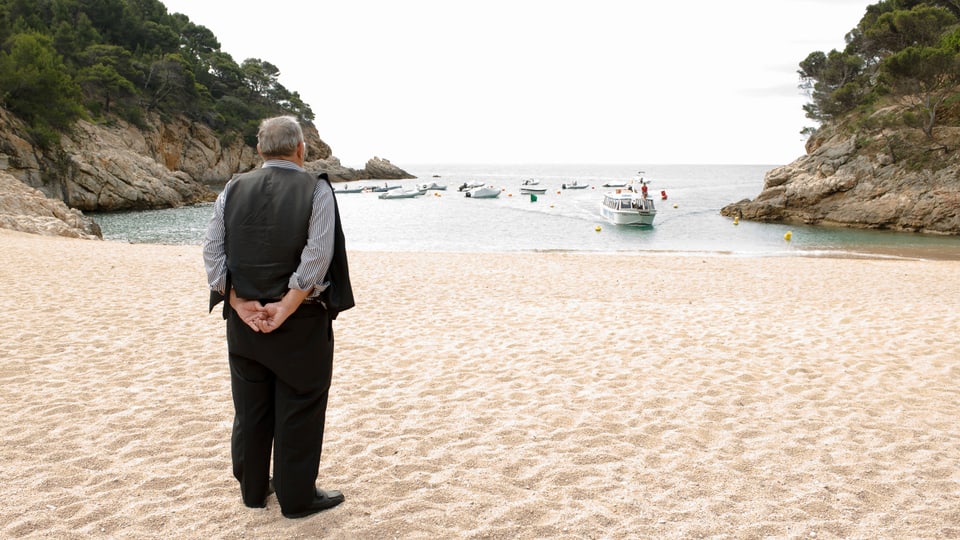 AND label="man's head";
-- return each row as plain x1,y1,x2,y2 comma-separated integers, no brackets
257,116,307,164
